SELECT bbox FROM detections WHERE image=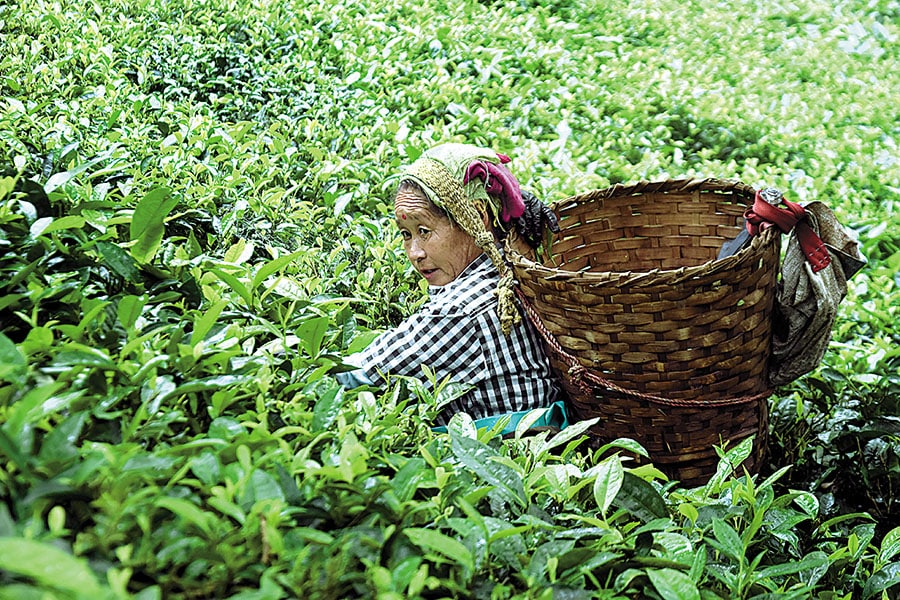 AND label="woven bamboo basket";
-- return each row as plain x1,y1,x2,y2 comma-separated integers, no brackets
507,178,781,485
